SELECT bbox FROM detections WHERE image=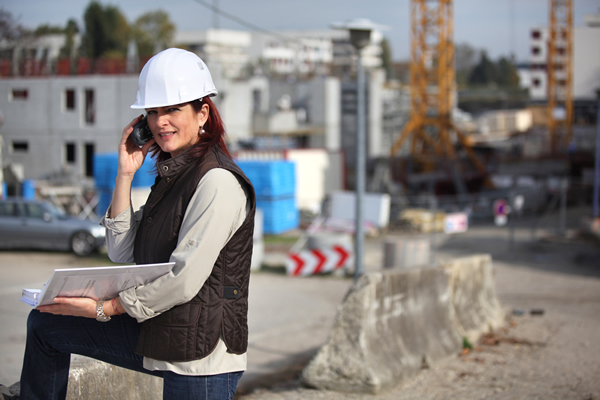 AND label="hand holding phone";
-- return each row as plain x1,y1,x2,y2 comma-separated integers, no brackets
131,116,153,146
